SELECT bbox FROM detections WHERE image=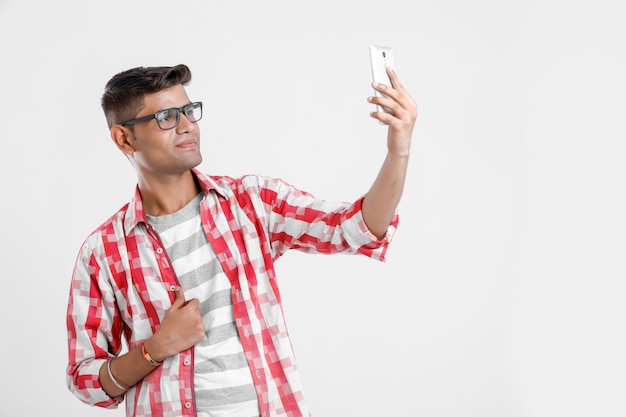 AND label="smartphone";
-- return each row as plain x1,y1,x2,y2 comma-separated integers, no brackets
369,45,395,118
